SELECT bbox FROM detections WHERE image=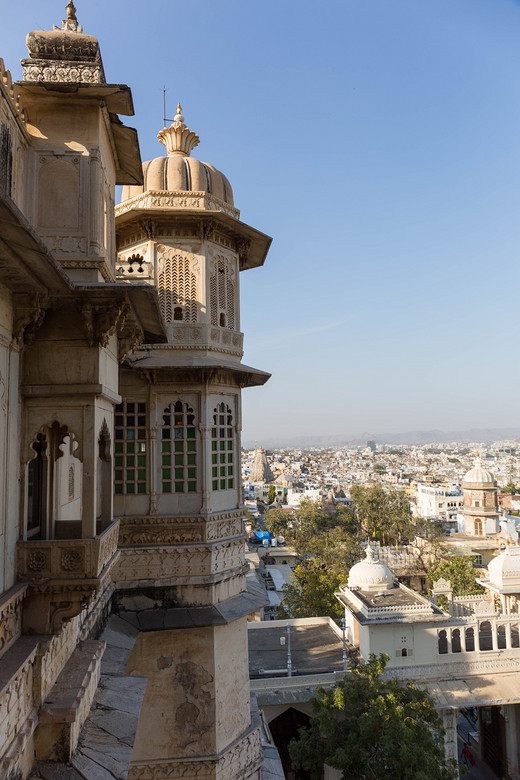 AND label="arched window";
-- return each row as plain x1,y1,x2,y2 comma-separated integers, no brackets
438,630,448,654
210,257,235,329
161,401,197,493
114,401,147,495
27,434,48,540
452,629,461,653
497,624,507,650
465,627,475,652
158,254,197,323
479,621,493,651
211,403,234,491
